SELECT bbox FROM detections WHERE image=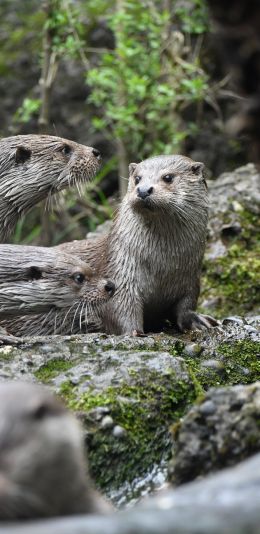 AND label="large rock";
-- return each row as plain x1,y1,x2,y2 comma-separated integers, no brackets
0,317,259,504
169,381,260,485
2,452,260,533
200,163,260,317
